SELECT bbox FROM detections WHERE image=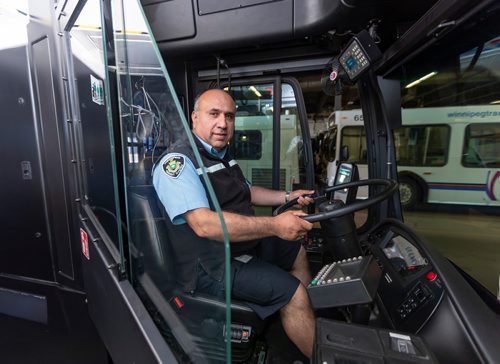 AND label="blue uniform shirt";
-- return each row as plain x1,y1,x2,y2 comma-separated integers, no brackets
153,136,227,225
